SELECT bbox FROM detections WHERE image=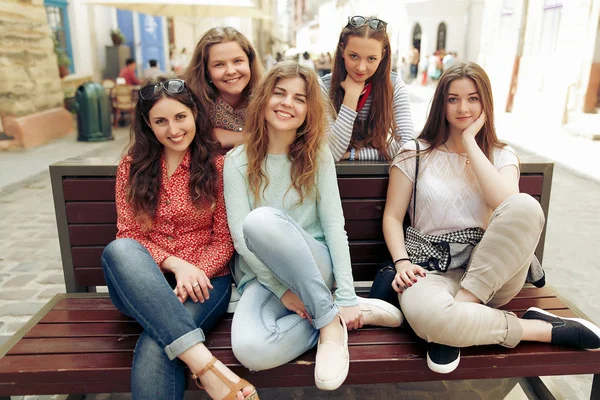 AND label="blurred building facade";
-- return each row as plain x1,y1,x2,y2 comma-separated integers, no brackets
0,0,279,149
0,0,73,149
480,0,600,130
291,0,484,72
